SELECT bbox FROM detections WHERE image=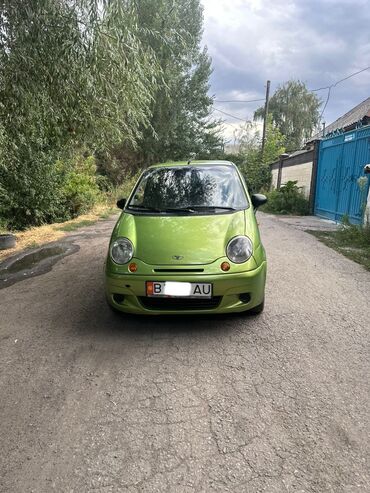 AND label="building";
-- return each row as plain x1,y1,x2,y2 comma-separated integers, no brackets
269,97,370,223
